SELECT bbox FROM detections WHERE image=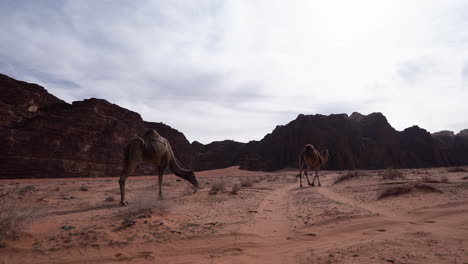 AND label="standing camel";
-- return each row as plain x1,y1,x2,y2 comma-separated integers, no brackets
119,129,198,206
298,144,329,187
